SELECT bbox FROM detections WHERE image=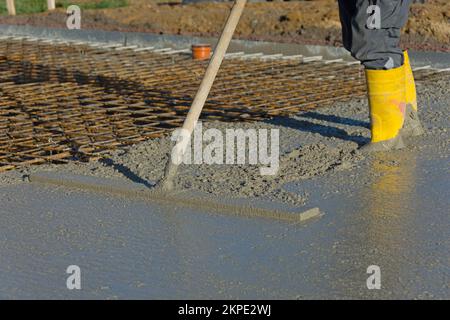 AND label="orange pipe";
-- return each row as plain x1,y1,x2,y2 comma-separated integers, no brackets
192,44,212,60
